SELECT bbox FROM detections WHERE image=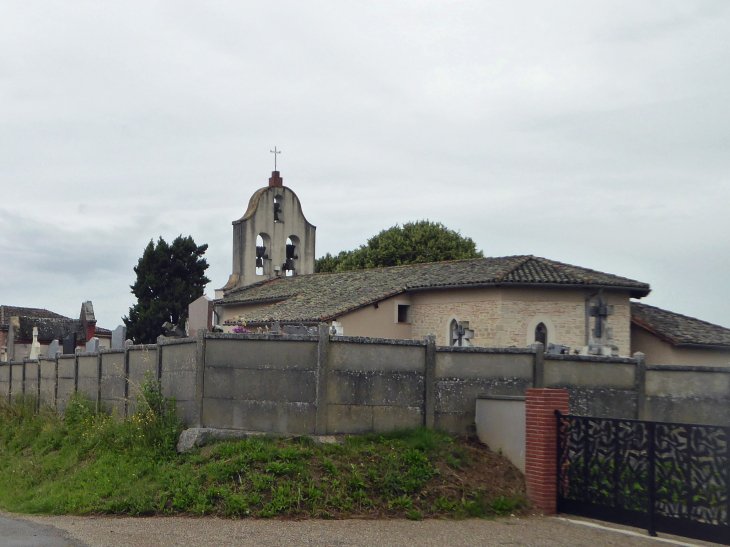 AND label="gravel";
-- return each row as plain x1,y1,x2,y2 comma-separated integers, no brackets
10,515,723,547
